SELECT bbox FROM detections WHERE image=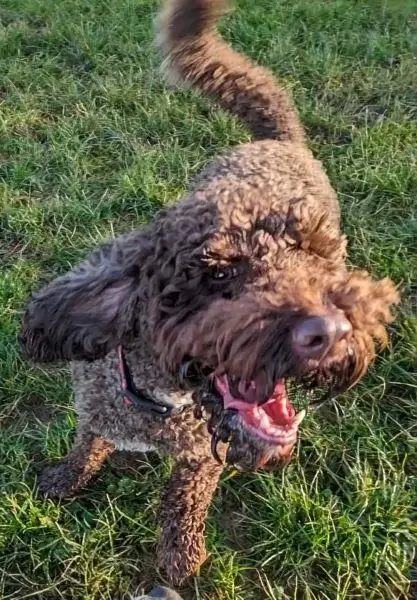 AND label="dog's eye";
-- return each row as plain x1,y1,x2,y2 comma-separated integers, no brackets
210,265,239,281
